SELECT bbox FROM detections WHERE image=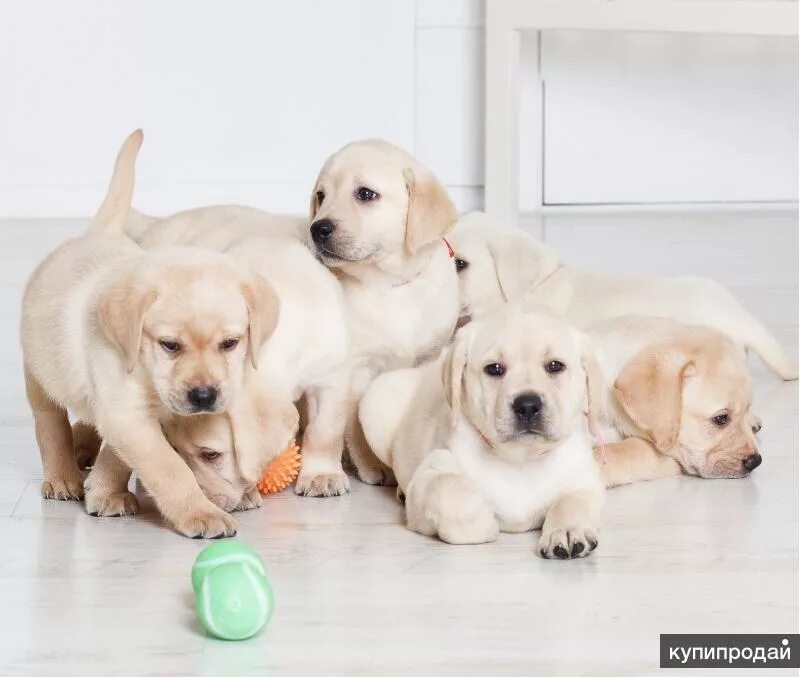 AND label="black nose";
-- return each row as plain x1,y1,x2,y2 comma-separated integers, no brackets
743,453,762,472
512,392,543,421
188,387,217,410
310,219,335,243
